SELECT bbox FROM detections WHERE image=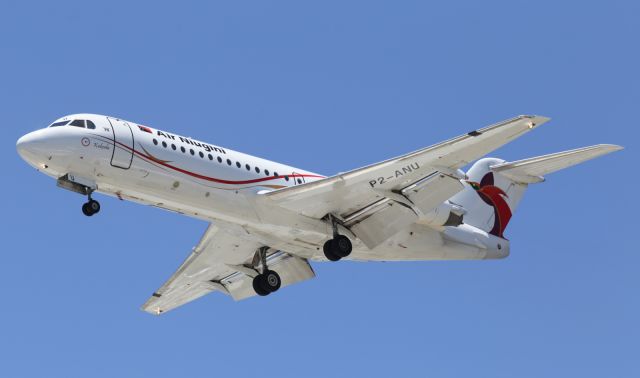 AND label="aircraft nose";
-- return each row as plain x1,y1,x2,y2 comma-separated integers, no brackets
16,130,48,164
17,132,35,156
